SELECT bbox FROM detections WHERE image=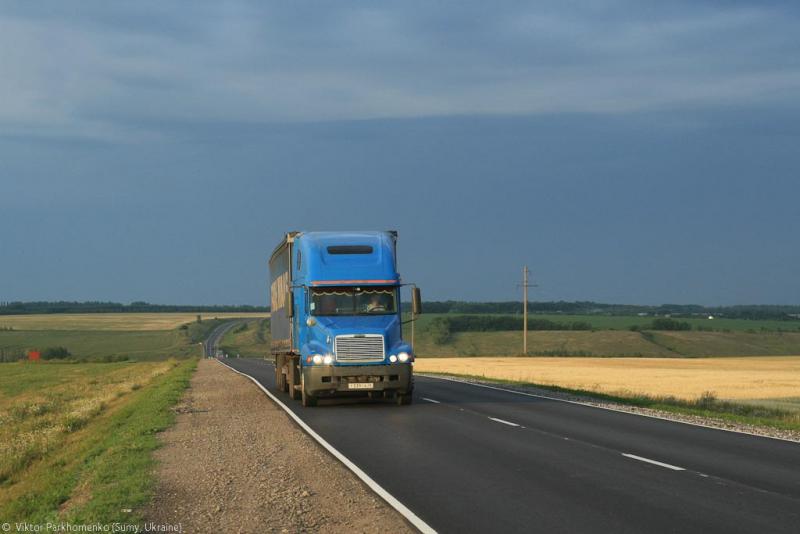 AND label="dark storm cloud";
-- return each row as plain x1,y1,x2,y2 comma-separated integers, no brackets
1,1,798,305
